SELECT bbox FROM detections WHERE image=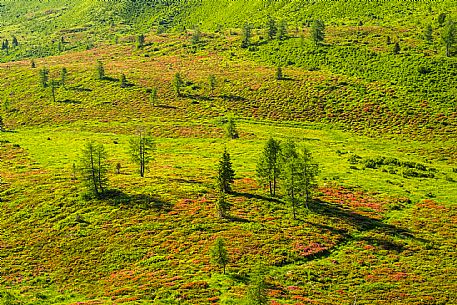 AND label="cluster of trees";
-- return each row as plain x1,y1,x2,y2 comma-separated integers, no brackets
214,137,319,220
78,132,155,198
210,236,269,304
1,36,18,54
